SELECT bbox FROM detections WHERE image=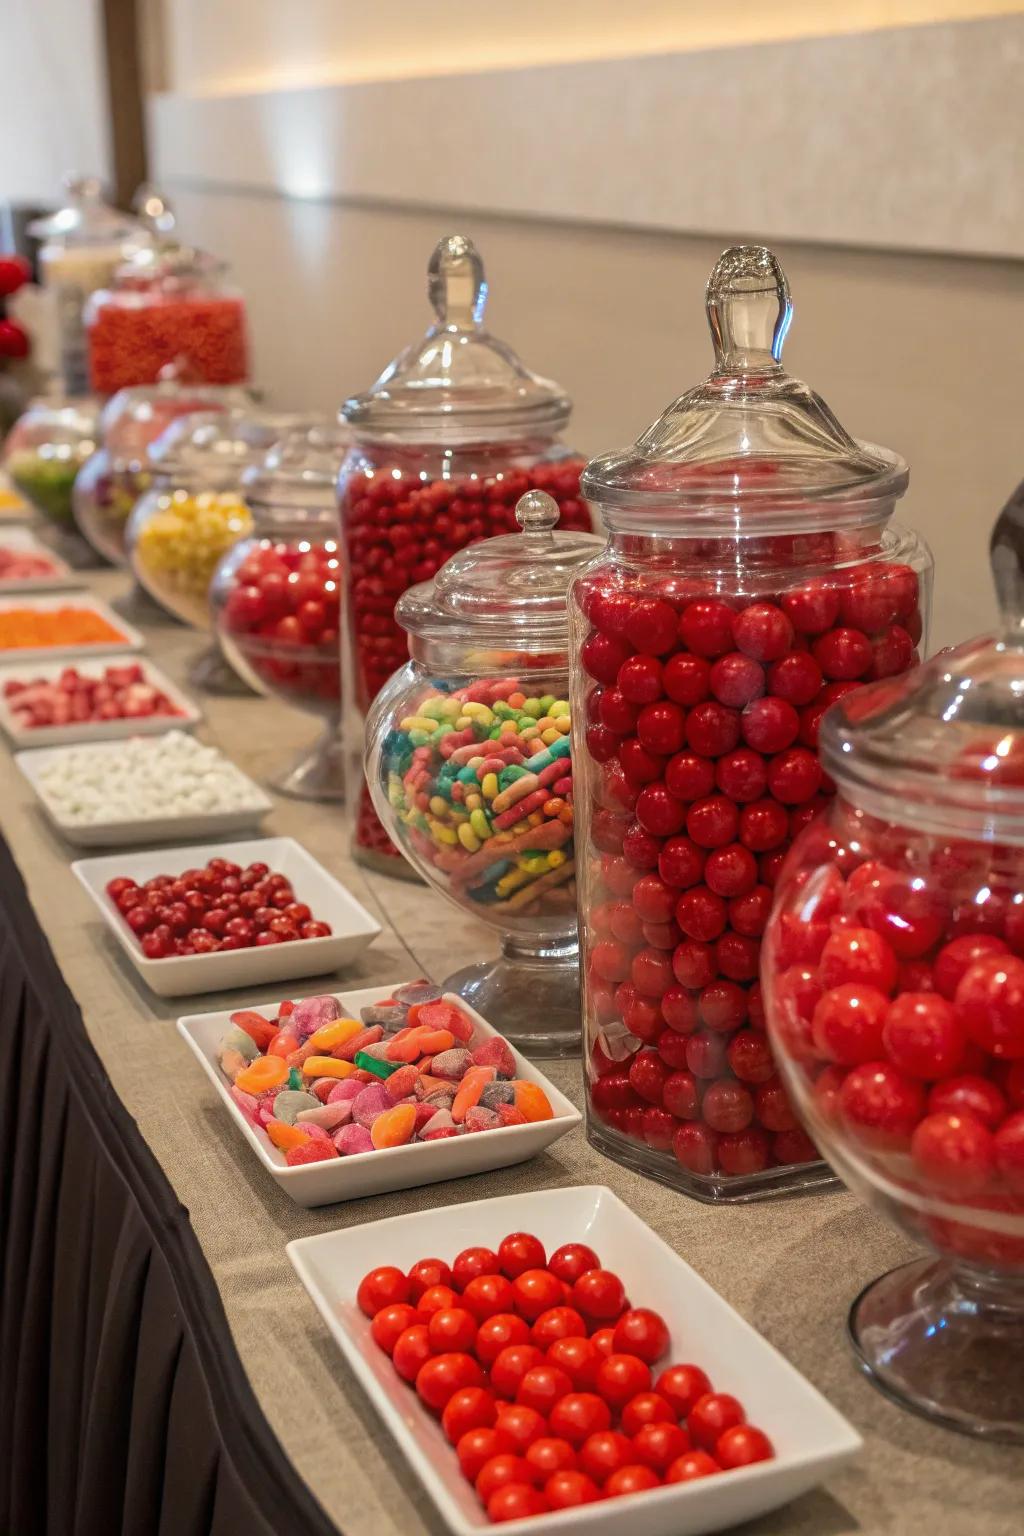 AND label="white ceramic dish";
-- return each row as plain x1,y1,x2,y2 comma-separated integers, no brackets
178,986,581,1206
0,527,80,591
72,836,382,997
289,1185,862,1536
16,735,273,847
0,592,143,659
0,655,201,746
